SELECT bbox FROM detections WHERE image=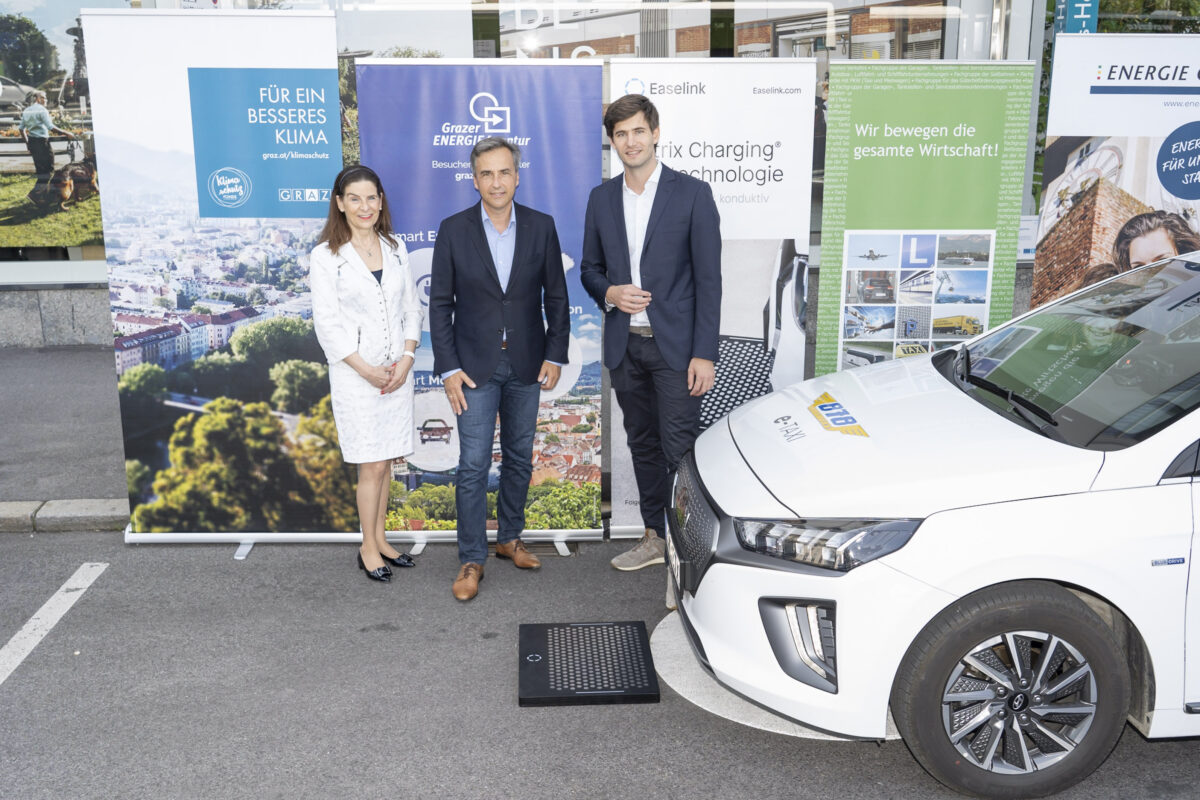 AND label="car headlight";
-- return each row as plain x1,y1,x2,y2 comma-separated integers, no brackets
733,518,921,571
